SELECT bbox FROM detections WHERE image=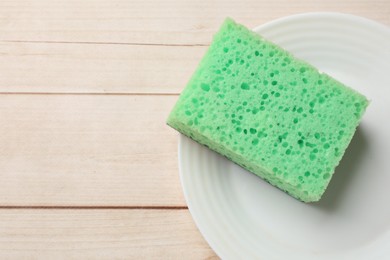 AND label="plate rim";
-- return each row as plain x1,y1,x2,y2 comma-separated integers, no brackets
252,12,389,33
